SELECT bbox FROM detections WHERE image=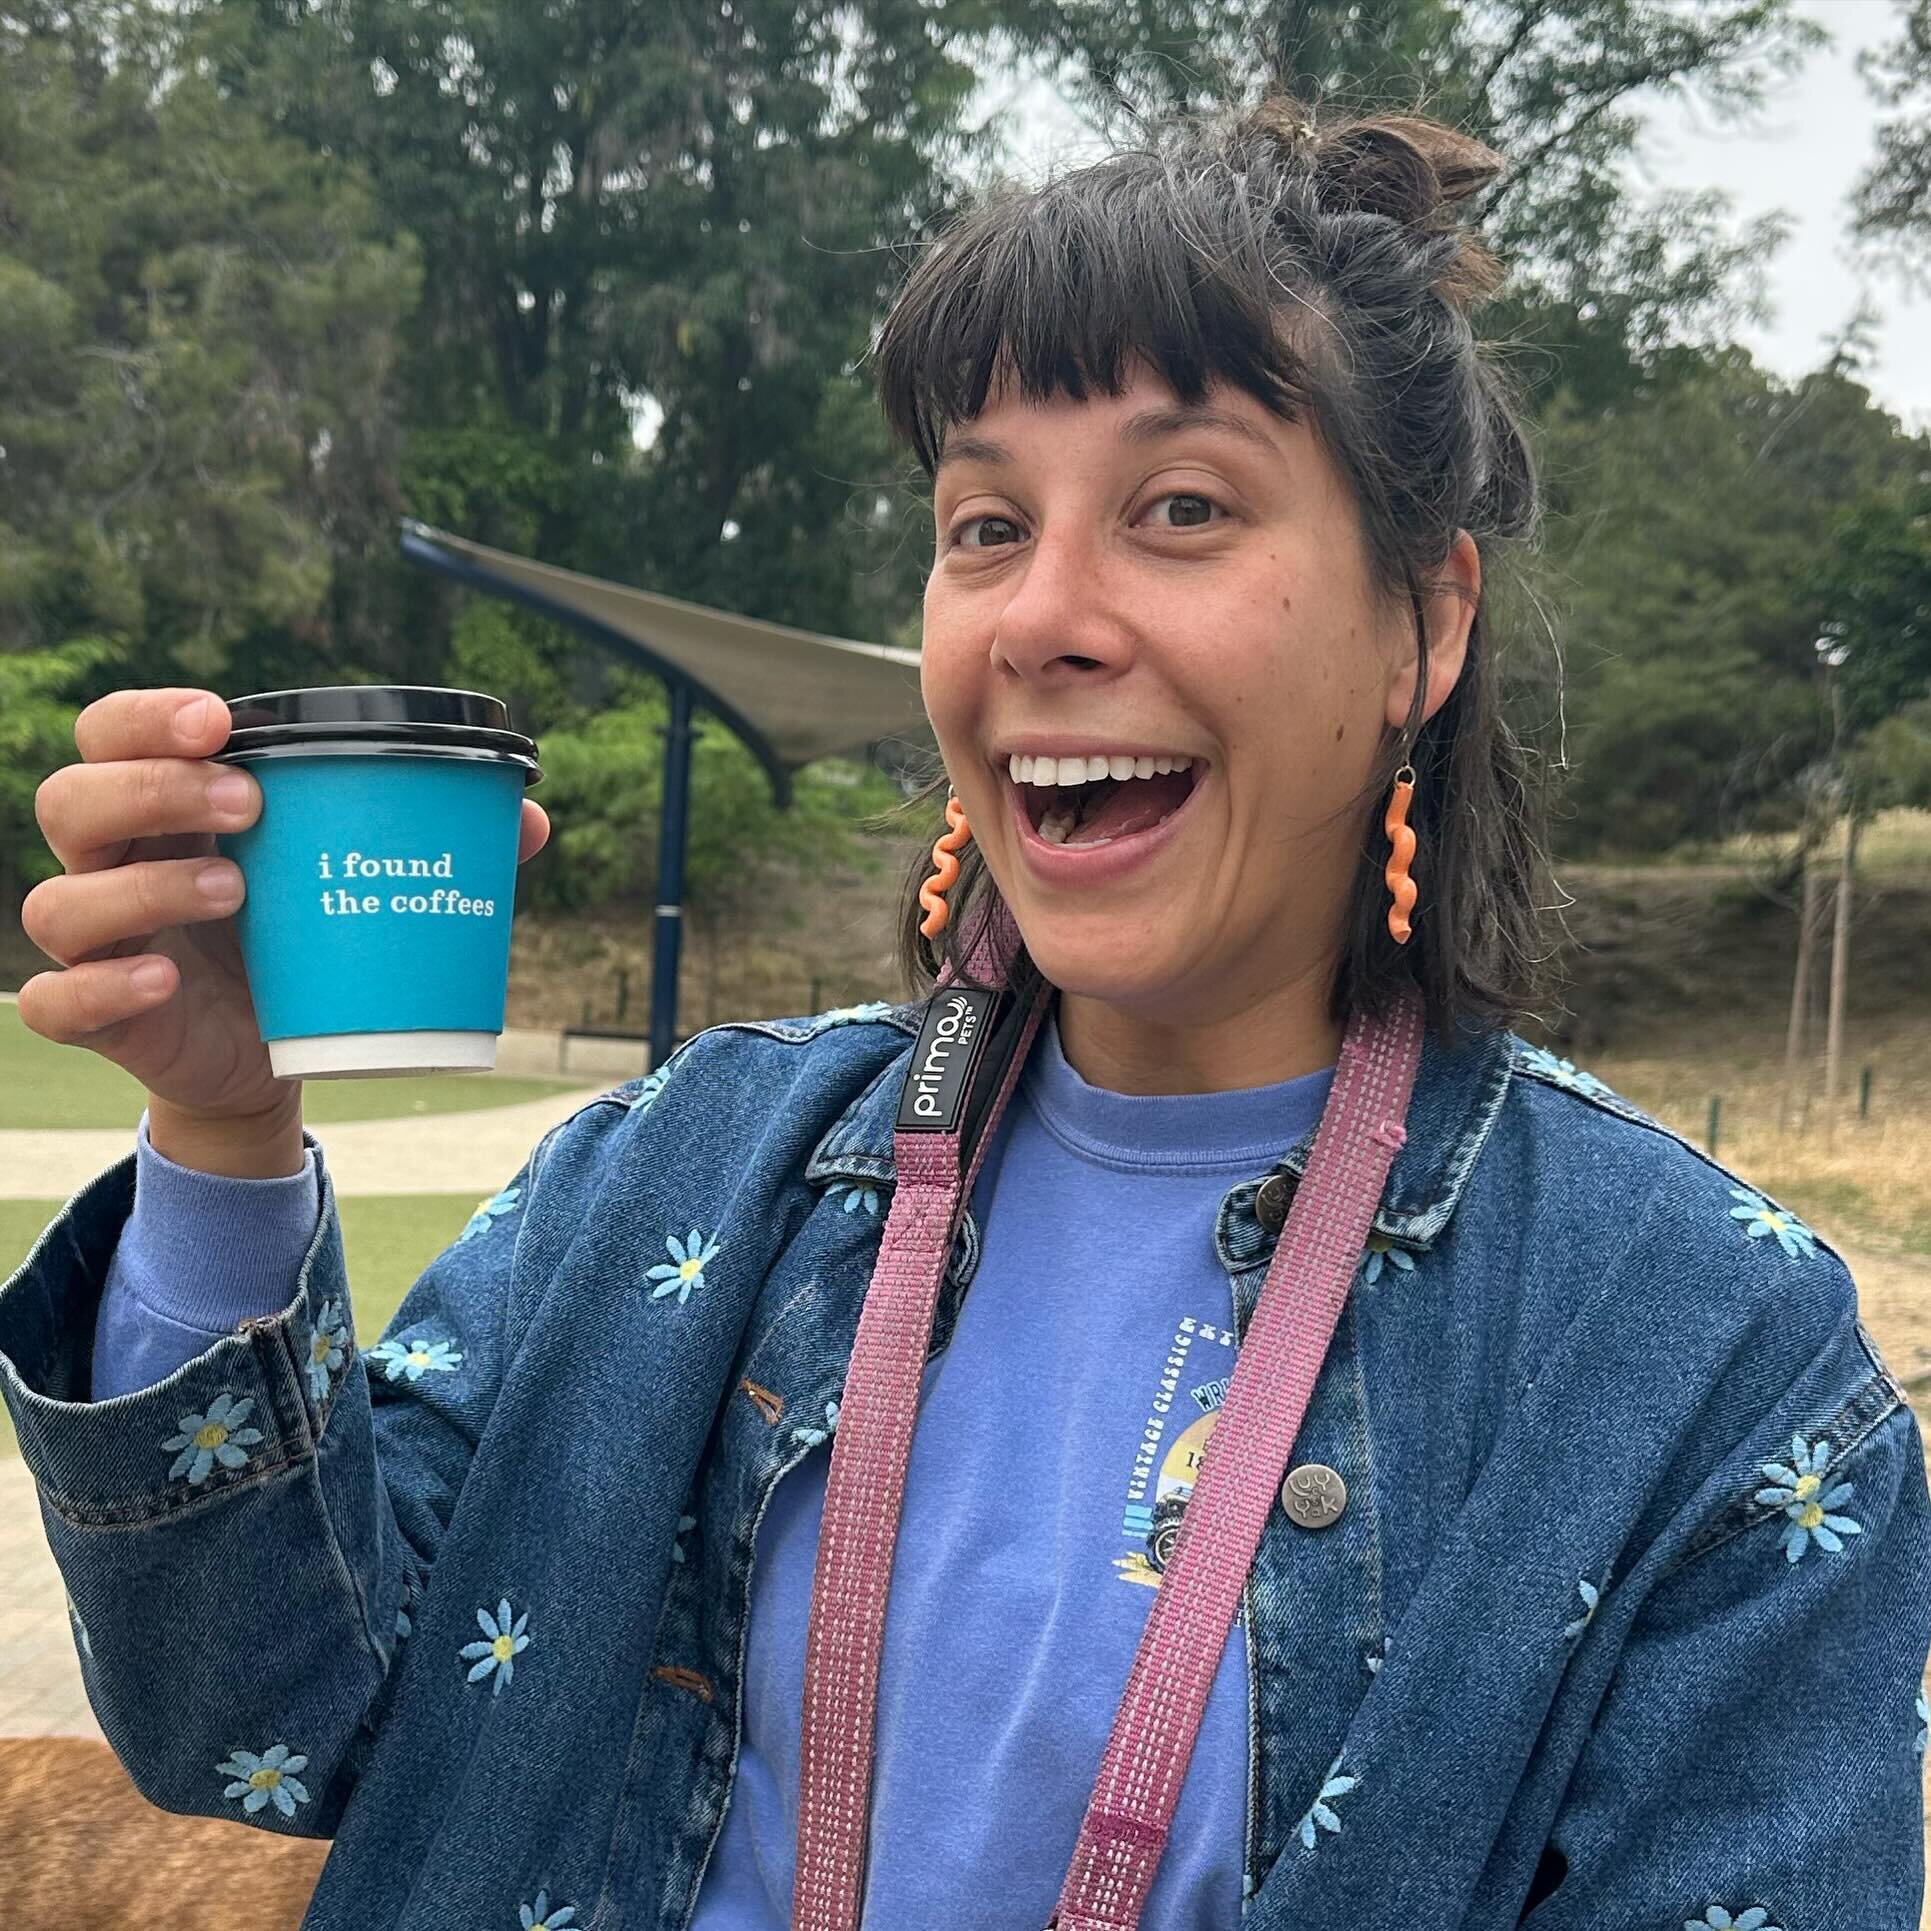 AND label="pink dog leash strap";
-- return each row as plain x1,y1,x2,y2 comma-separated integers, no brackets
1048,990,1424,1930
793,926,1048,1931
